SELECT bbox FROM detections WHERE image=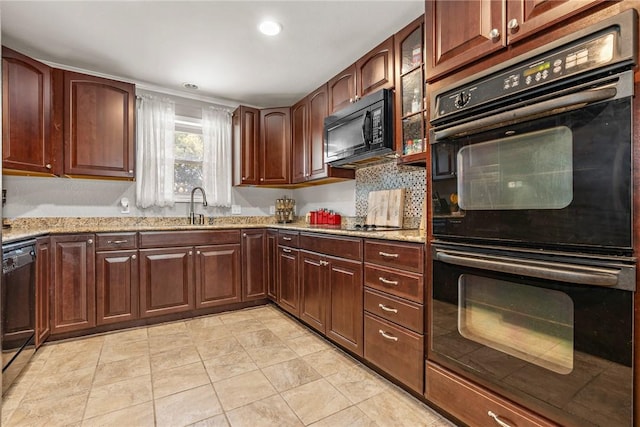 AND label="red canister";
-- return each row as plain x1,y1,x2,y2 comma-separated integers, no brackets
310,211,318,224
